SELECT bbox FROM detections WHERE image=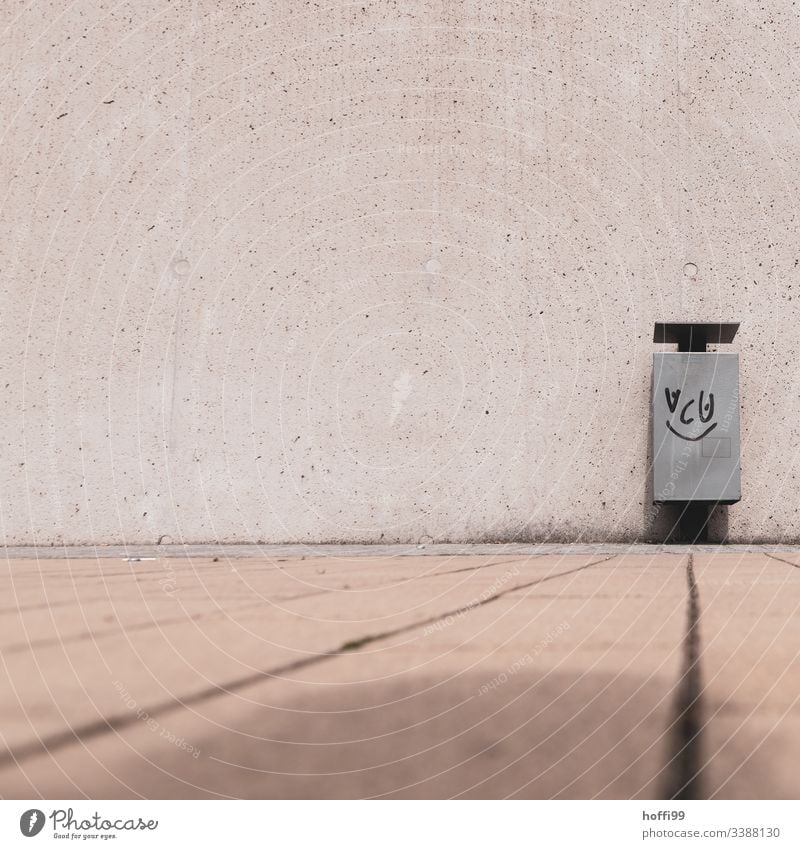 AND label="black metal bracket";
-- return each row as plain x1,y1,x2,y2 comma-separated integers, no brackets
653,321,739,353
